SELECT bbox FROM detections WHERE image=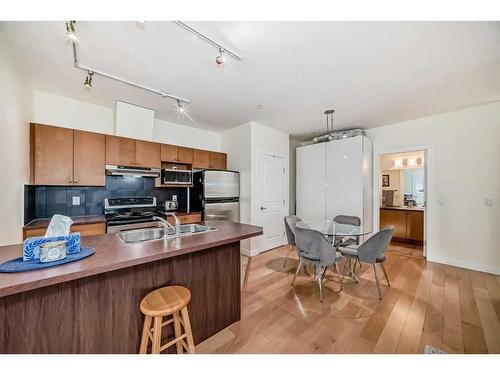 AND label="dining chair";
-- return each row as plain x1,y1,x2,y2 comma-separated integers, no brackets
292,225,343,302
332,215,362,273
340,226,394,300
283,215,303,268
